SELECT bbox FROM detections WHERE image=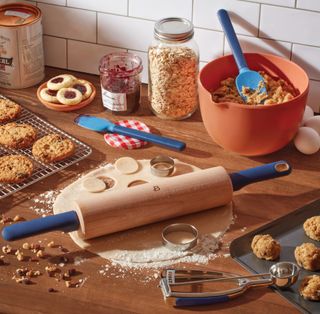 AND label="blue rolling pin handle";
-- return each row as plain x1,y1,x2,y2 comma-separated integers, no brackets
1,211,80,241
175,295,230,307
217,9,248,71
230,161,291,192
112,125,186,151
